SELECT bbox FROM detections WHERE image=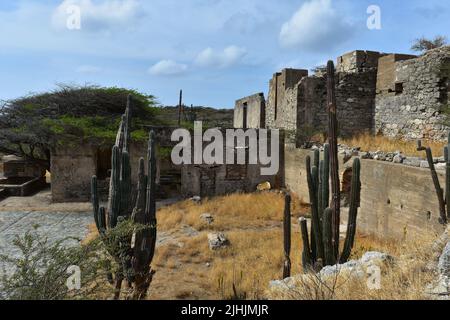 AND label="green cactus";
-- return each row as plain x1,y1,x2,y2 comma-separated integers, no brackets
299,217,313,270
417,133,450,225
90,95,158,299
340,158,361,263
283,193,292,279
417,140,447,224
300,61,362,272
322,208,334,266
